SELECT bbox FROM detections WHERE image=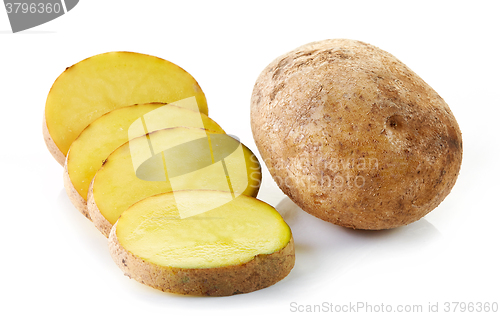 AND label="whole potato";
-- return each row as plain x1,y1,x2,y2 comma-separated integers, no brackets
251,39,462,230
